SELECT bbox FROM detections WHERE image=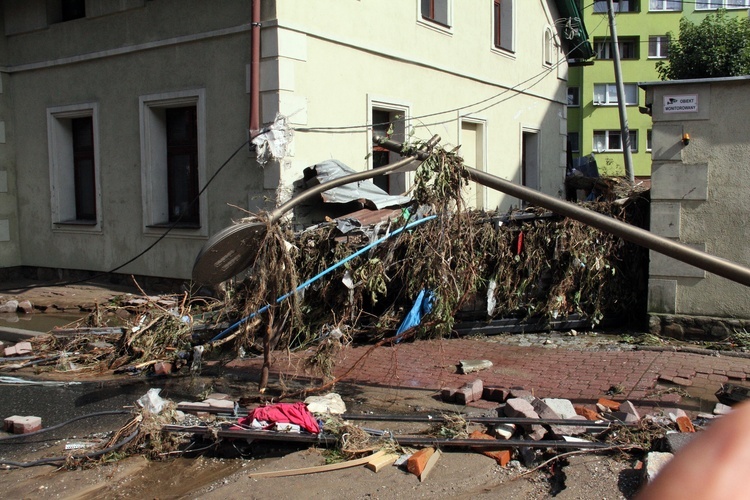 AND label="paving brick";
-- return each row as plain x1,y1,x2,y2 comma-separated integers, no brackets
672,377,693,387
482,386,509,403
14,342,32,355
4,415,21,432
469,431,512,466
11,416,42,434
3,346,17,357
441,387,457,402
407,447,435,477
